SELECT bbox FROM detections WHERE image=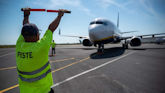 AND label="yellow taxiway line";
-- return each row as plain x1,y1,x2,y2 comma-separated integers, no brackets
0,66,16,71
0,57,89,93
50,57,75,63
0,84,19,93
52,57,90,73
0,57,75,71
